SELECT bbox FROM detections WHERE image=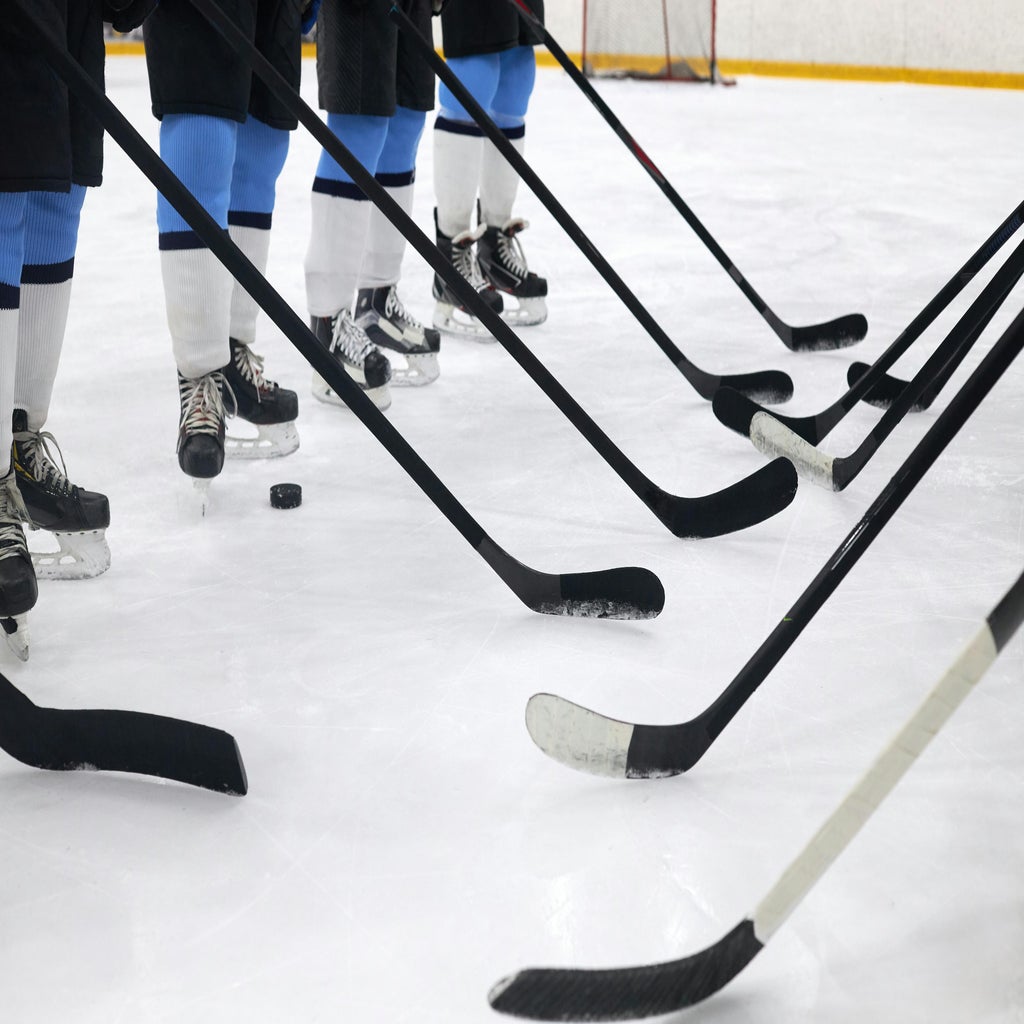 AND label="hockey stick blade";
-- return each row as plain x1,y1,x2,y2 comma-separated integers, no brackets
846,360,931,411
694,367,793,405
497,568,1024,1021
521,301,1024,780
0,672,247,794
485,540,665,619
489,920,762,1021
652,458,797,539
782,312,869,352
